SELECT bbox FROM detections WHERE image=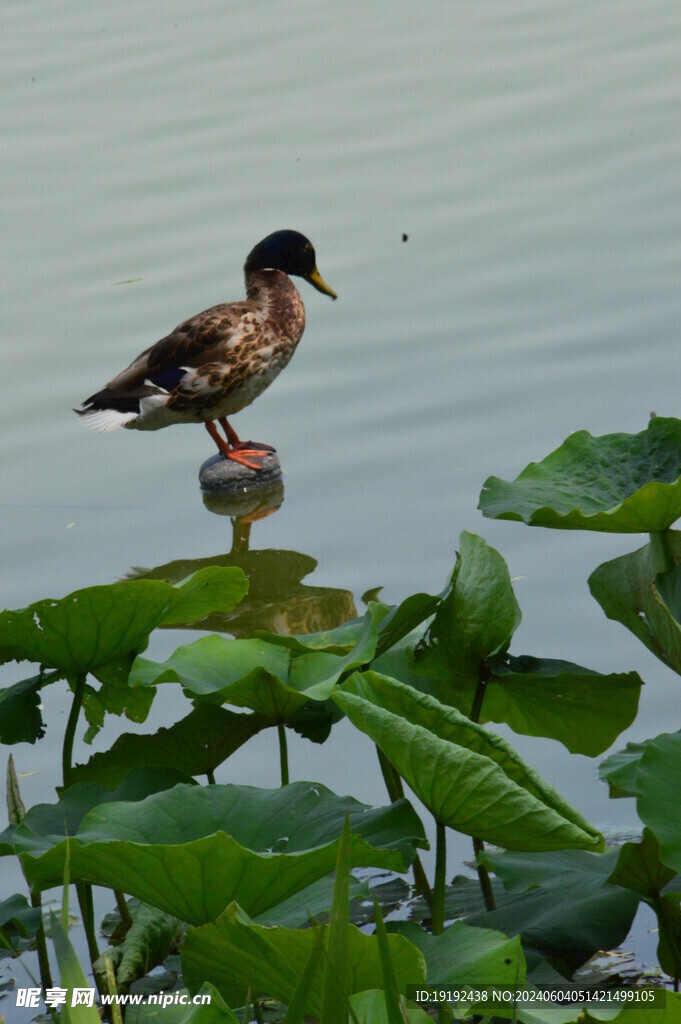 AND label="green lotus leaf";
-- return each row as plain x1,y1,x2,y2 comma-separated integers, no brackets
132,636,289,691
482,656,642,757
69,705,267,788
157,567,248,626
635,732,681,875
654,892,681,982
13,781,426,924
411,649,641,757
371,635,438,697
479,417,681,532
476,849,639,974
93,902,182,995
409,870,638,979
589,534,681,670
334,672,602,851
598,742,647,798
285,696,344,744
257,602,387,680
0,893,42,958
348,991,432,1024
129,984,239,1024
255,604,389,655
387,920,525,986
607,828,676,899
127,984,239,1024
386,641,640,760
407,873,509,925
415,532,521,687
0,766,194,856
0,673,48,744
254,874,368,928
286,604,382,686
82,674,157,741
373,592,440,658
589,535,679,657
0,568,247,676
644,563,681,674
255,594,437,662
131,637,322,722
181,901,427,1012
609,829,681,988
131,607,384,724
